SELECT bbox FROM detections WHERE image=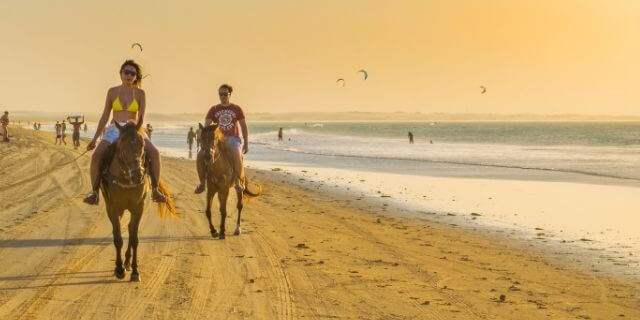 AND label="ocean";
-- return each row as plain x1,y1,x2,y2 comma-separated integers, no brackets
37,121,640,272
